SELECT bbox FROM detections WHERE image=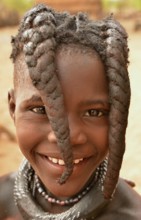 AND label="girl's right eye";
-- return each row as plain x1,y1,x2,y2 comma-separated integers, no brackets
30,106,46,115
